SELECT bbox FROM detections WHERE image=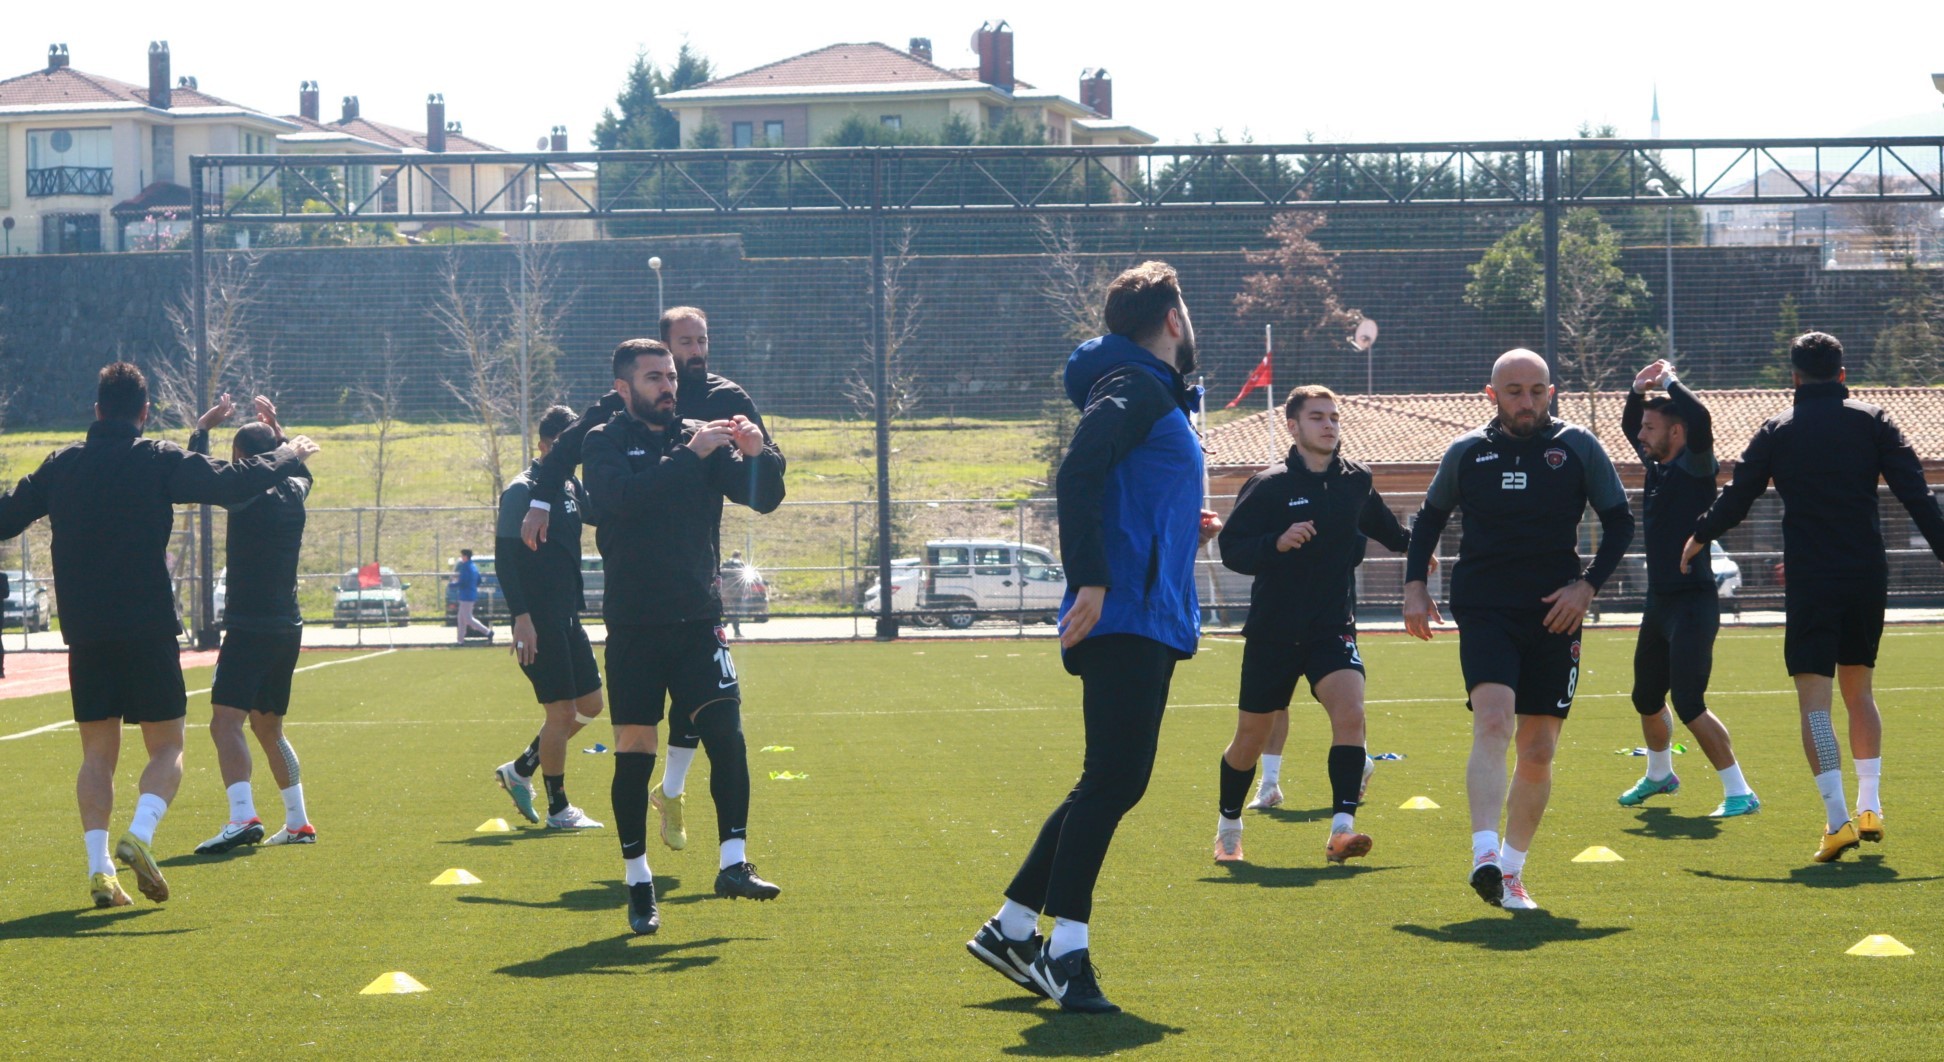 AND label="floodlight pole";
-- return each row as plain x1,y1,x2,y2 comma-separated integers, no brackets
191,161,216,649
869,151,898,640
1541,146,1561,398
